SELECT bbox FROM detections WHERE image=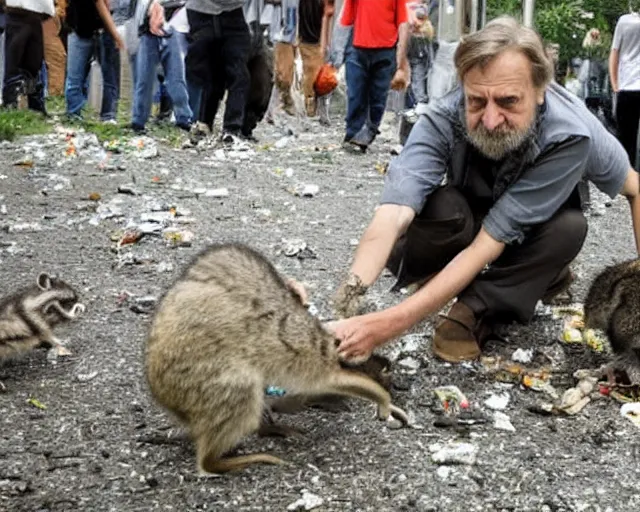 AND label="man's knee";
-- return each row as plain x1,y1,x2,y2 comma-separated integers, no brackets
538,208,588,259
